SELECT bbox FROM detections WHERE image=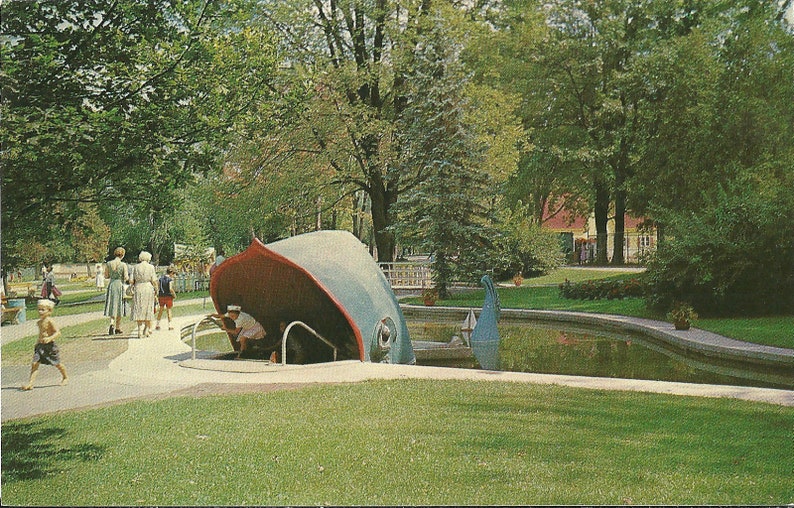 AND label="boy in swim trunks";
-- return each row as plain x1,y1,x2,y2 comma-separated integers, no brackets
21,299,68,390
